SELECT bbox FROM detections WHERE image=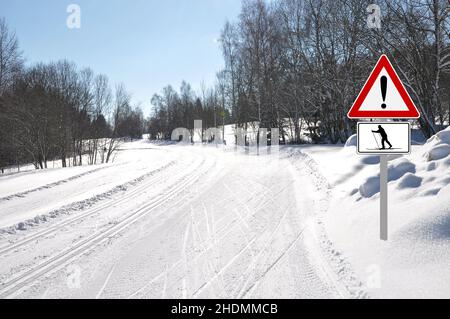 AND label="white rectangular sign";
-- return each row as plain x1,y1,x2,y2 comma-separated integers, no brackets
357,122,411,155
